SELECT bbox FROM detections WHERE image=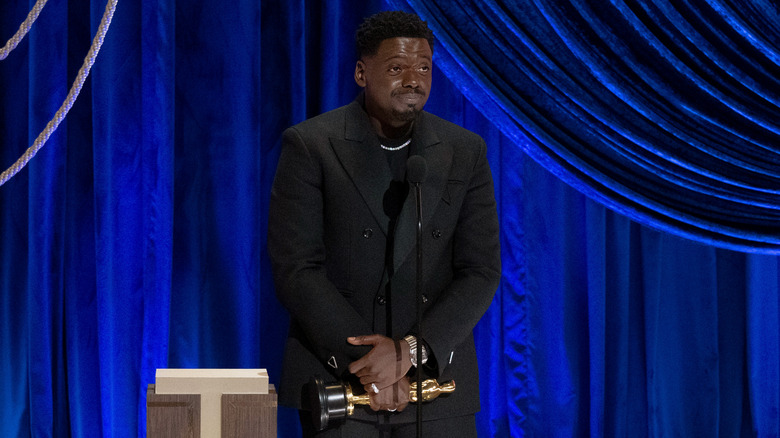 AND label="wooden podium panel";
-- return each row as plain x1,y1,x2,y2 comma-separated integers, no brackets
222,392,277,437
147,385,200,438
147,369,276,438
